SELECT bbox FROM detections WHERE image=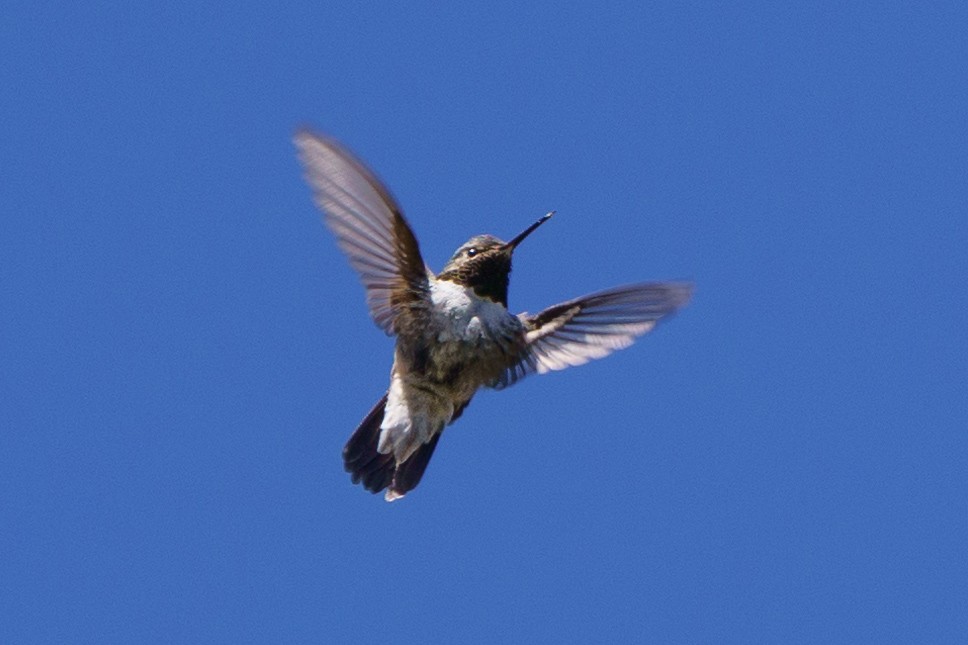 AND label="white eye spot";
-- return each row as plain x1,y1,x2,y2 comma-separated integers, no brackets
466,247,478,257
